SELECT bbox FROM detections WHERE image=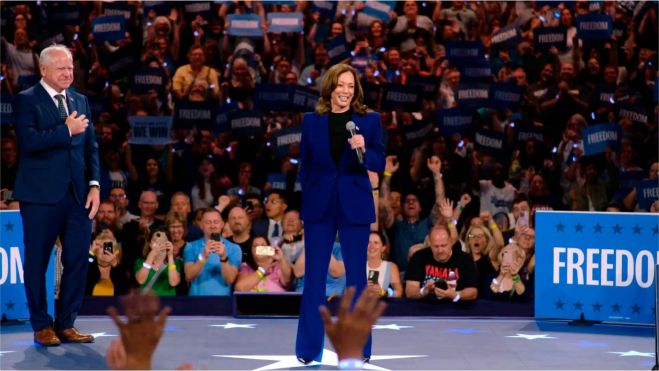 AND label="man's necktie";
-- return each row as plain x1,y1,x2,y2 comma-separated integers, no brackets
273,223,280,237
55,94,67,119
